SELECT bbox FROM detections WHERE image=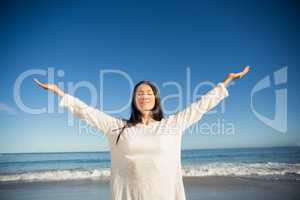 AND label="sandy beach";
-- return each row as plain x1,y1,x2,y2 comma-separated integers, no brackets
1,176,300,200
183,176,300,200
